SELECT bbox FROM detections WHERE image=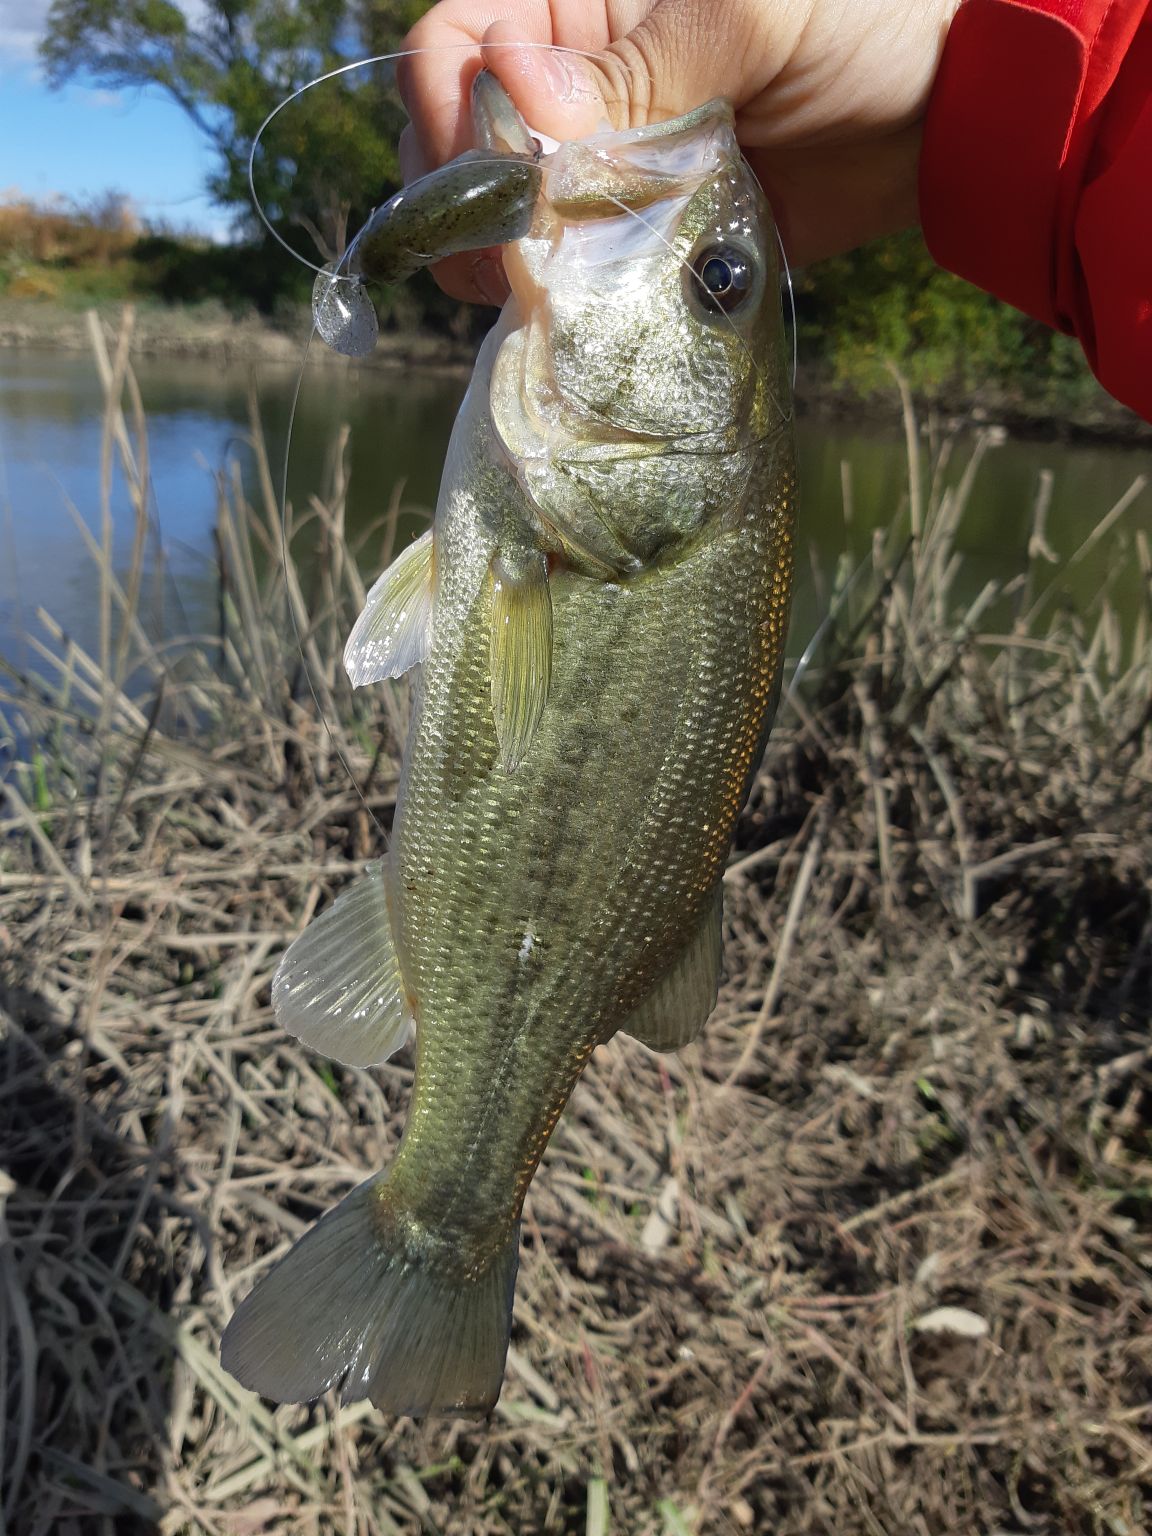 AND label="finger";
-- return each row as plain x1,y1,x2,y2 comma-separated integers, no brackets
480,21,610,142
598,0,784,127
397,0,566,172
482,3,780,141
425,250,511,307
